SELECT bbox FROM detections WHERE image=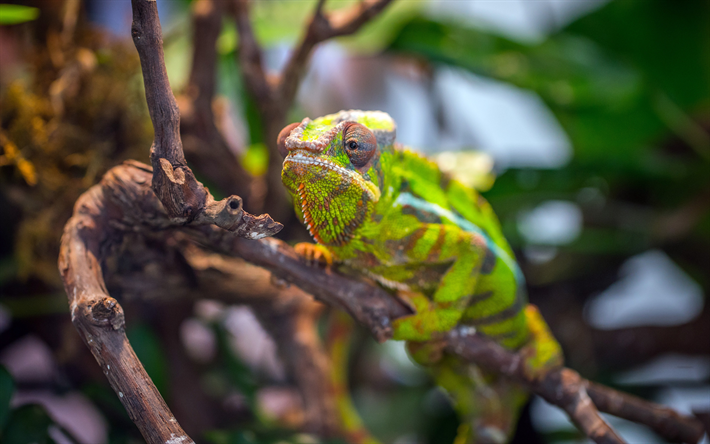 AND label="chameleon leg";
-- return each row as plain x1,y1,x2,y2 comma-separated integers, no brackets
519,304,564,381
431,355,527,444
327,310,381,444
